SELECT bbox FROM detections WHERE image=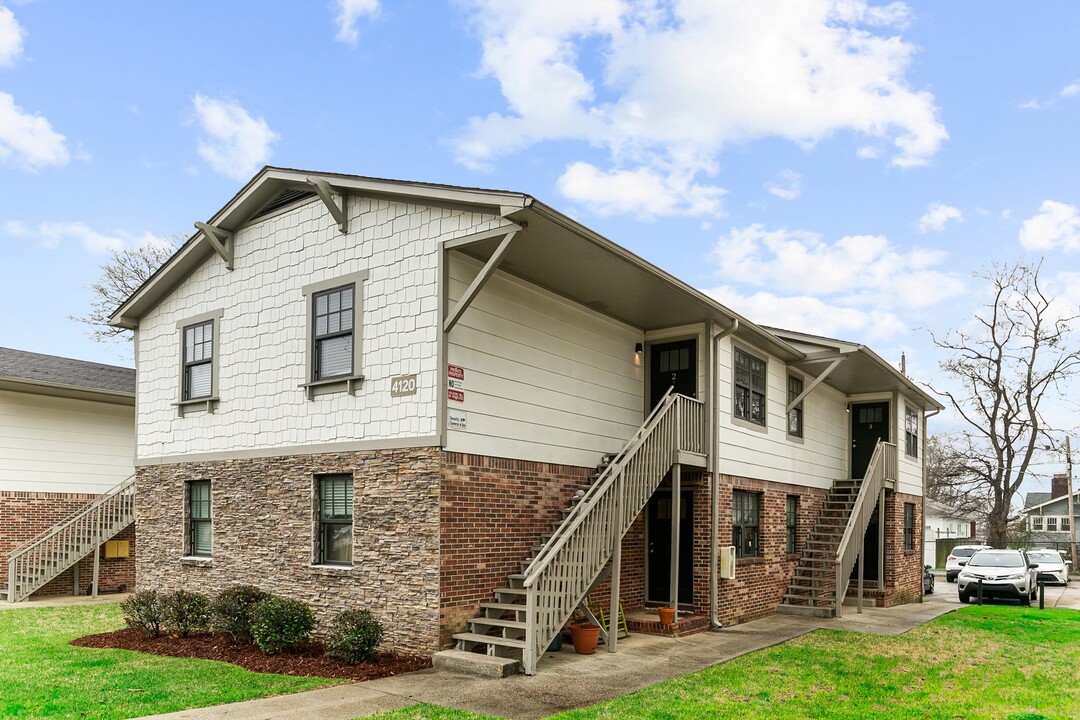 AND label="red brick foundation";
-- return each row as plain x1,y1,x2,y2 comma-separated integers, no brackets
0,491,135,599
